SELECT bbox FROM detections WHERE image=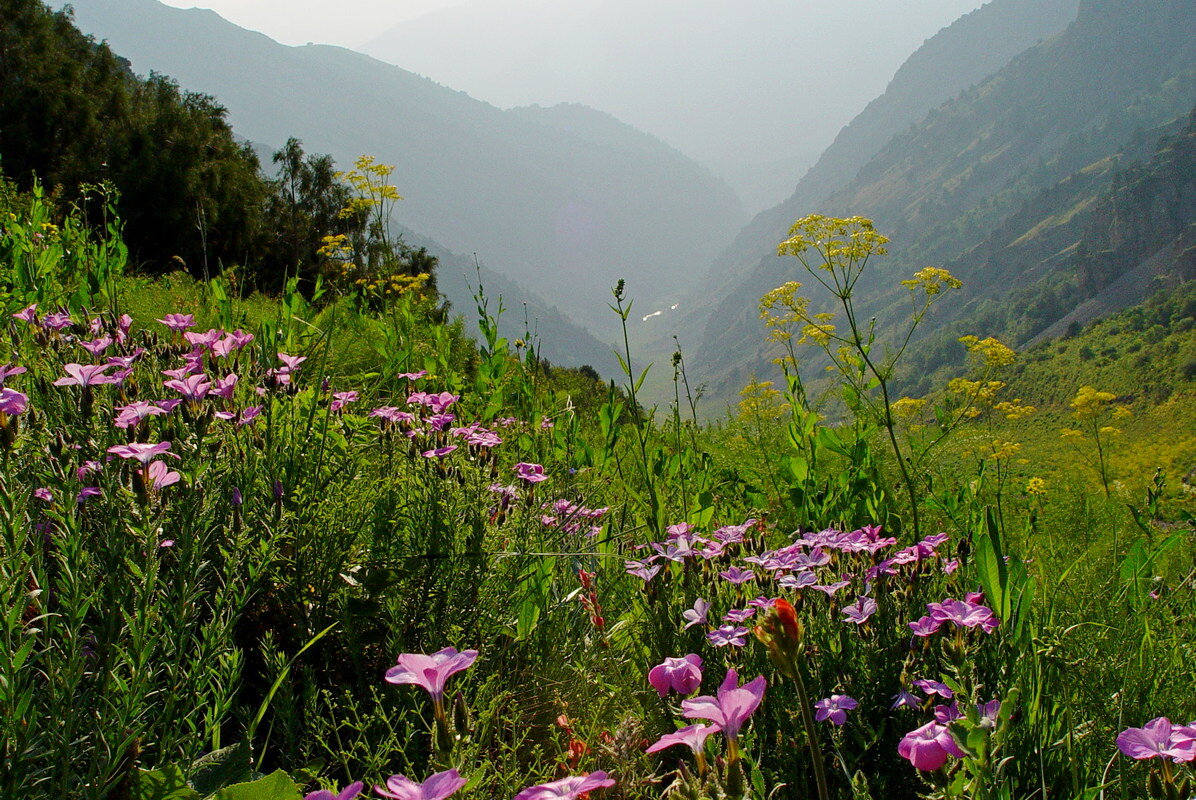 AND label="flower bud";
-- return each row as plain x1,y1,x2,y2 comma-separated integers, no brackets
452,690,471,737
754,598,803,677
